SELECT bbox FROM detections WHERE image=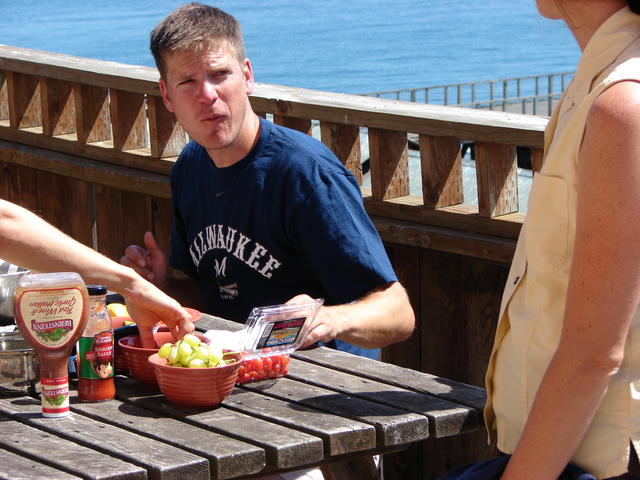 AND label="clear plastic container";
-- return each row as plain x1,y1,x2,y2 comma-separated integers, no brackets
237,299,323,384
